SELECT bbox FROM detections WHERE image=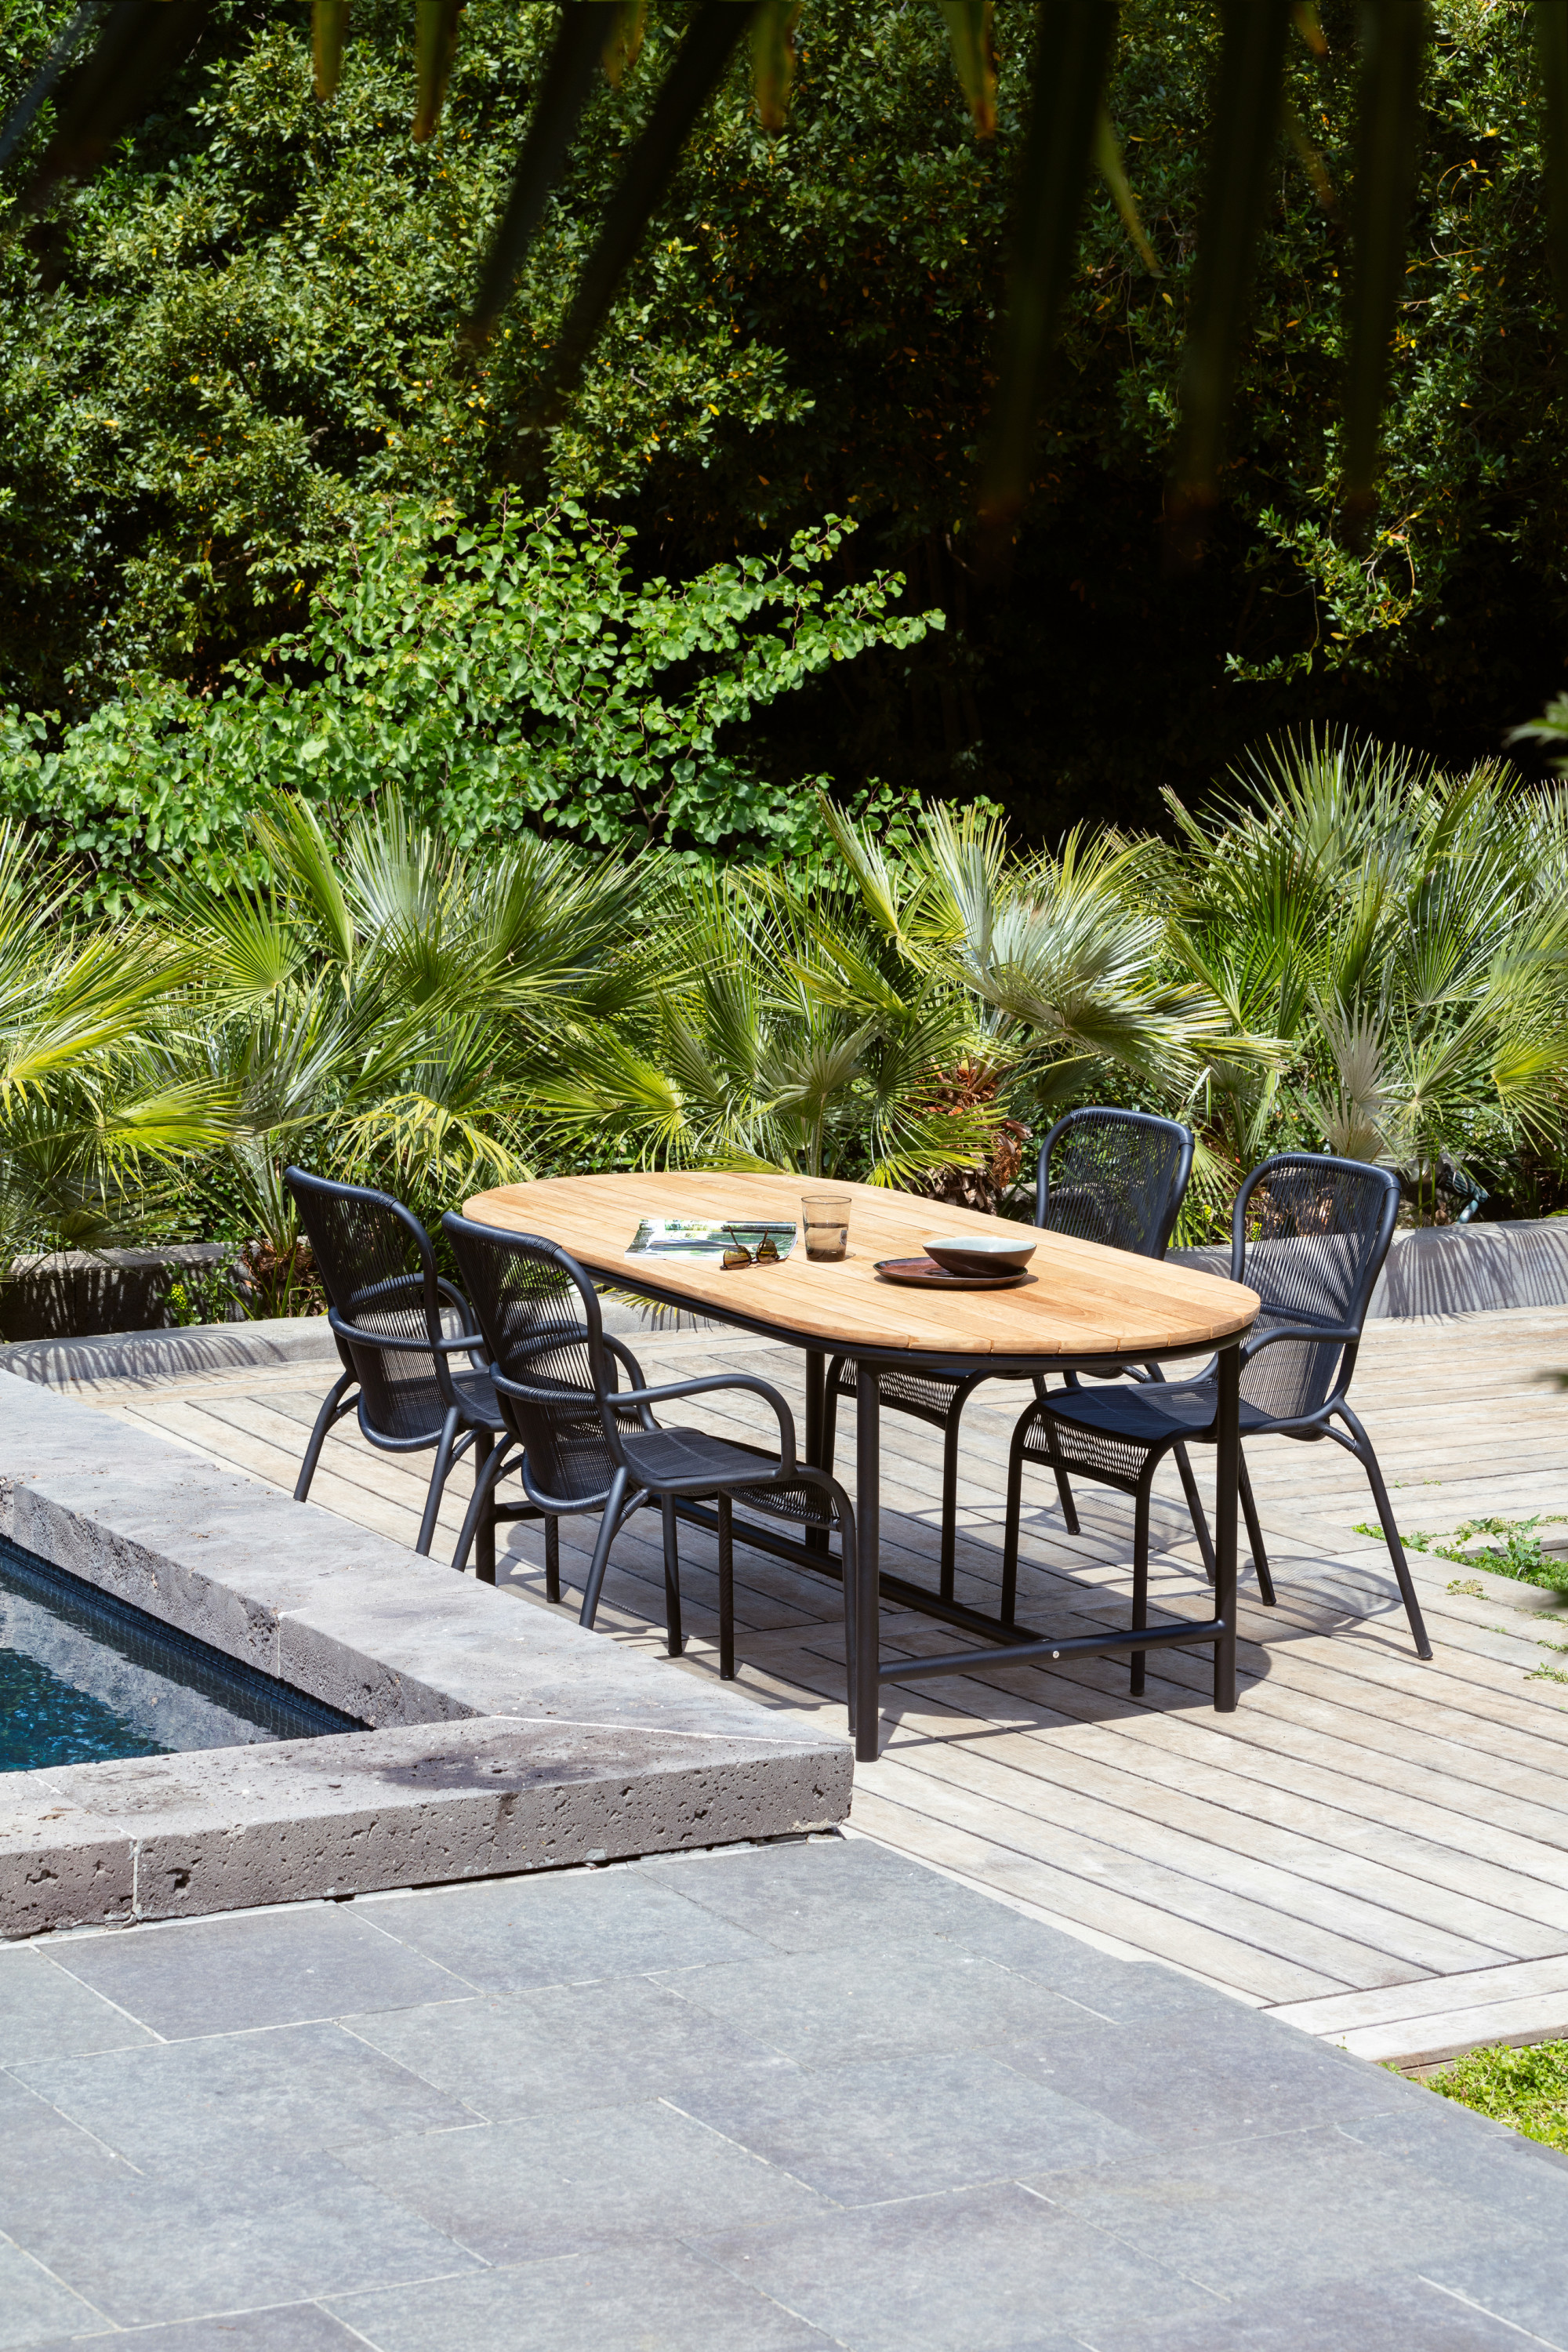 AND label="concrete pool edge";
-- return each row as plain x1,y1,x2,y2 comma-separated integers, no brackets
0,1381,851,1936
